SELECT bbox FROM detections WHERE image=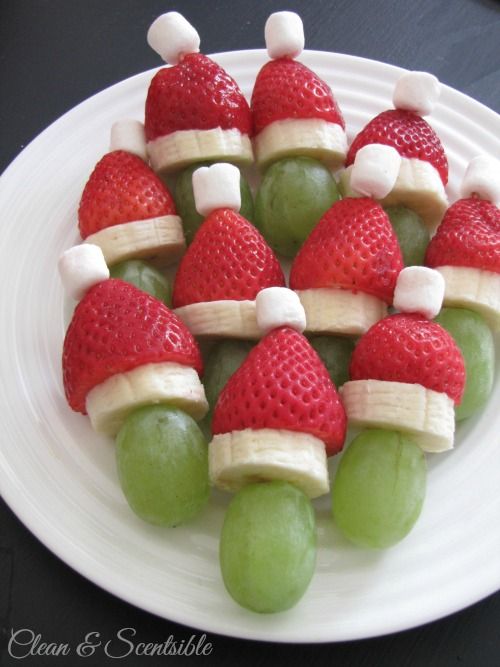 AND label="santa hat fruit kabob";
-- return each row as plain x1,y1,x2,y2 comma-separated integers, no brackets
145,12,253,175
172,163,285,340
290,144,404,337
339,70,449,238
251,12,345,257
58,249,210,527
425,155,500,419
333,266,466,548
79,120,185,274
209,291,346,612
